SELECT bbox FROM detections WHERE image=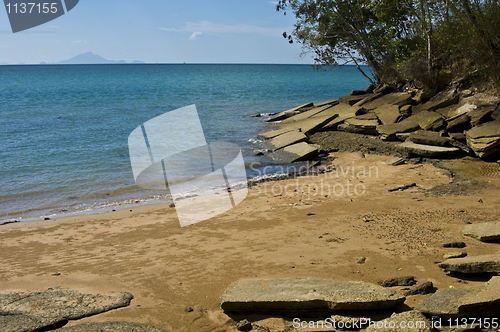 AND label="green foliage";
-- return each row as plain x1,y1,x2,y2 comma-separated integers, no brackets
277,0,500,88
